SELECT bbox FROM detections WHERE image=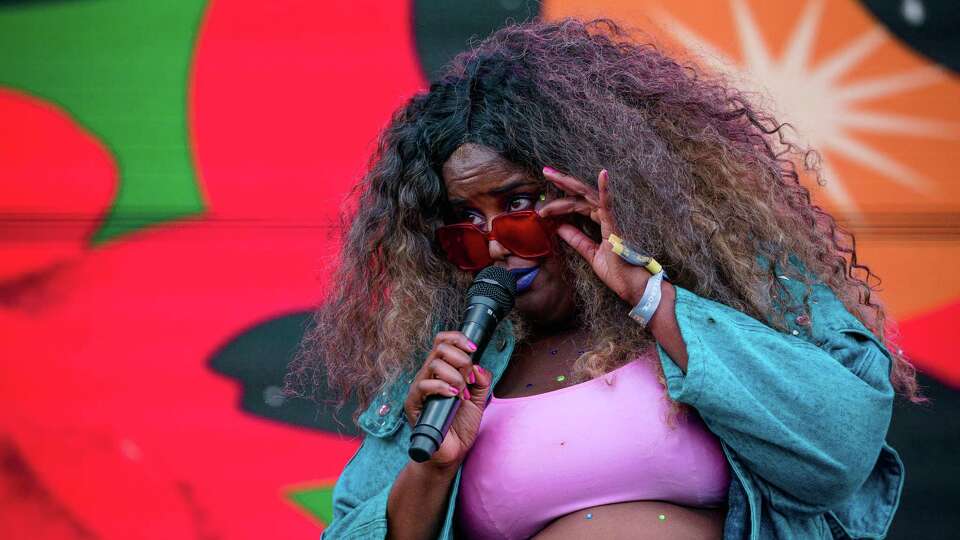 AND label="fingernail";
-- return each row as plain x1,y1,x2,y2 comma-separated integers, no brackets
449,386,459,395
475,365,485,376
468,370,476,384
466,340,477,351
464,388,471,400
543,166,556,174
